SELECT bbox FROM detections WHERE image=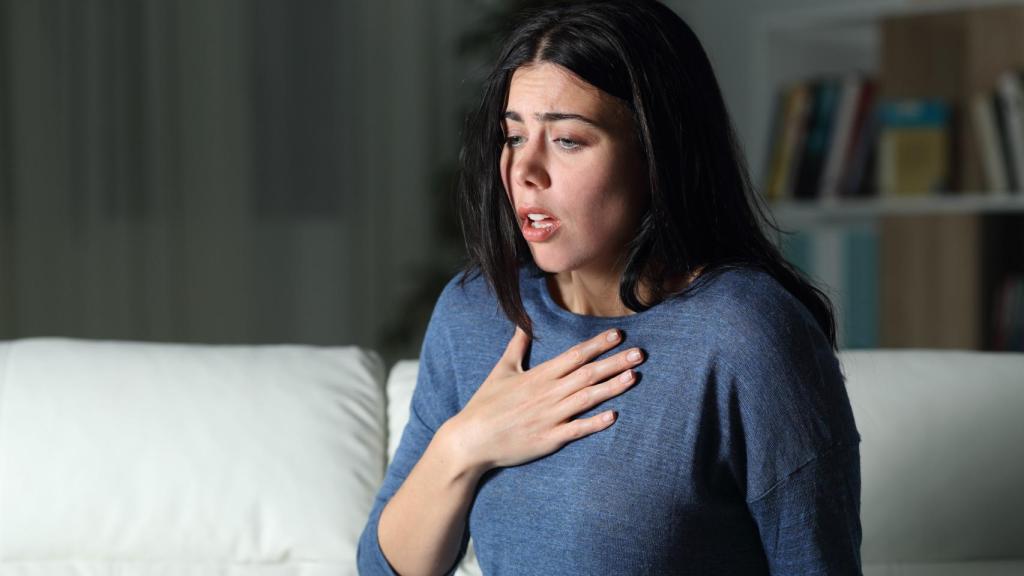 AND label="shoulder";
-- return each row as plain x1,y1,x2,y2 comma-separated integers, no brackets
424,269,510,352
691,267,859,496
433,265,548,323
688,266,829,374
419,269,515,399
689,266,855,438
431,269,504,323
